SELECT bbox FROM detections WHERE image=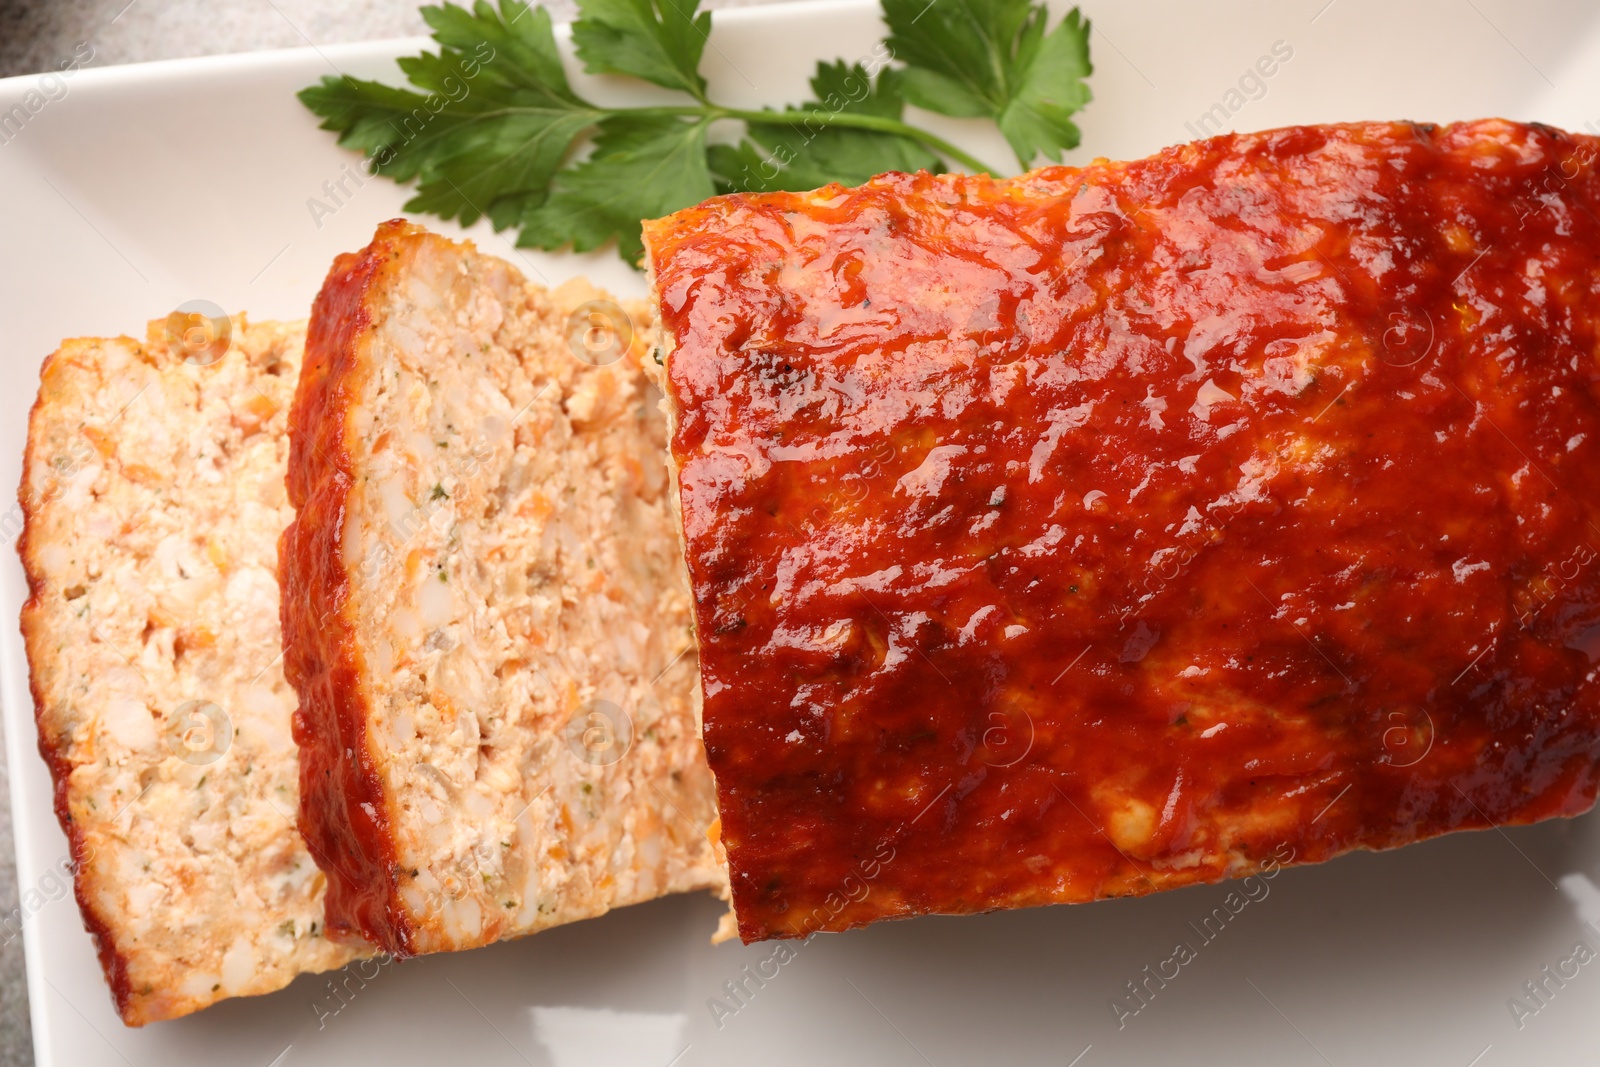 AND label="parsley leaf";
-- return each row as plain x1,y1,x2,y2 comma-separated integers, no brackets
298,2,601,227
571,0,712,100
298,0,1091,265
709,62,942,193
519,116,715,263
883,0,1092,167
